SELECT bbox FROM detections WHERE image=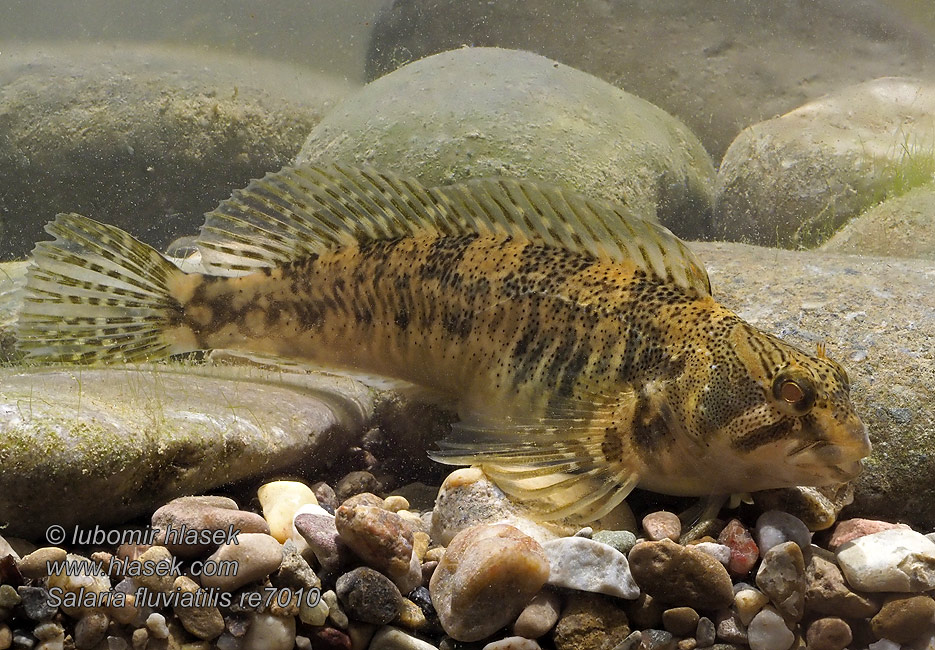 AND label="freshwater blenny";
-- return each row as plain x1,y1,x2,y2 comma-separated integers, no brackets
17,165,870,521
